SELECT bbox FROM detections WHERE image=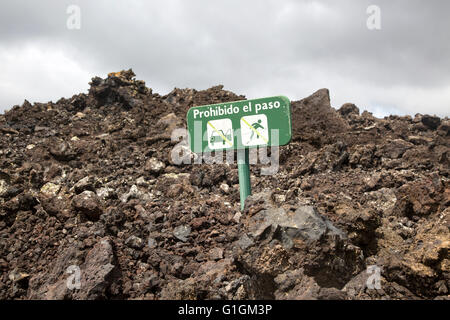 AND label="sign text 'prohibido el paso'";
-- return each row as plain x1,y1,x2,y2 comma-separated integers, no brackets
186,96,291,153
